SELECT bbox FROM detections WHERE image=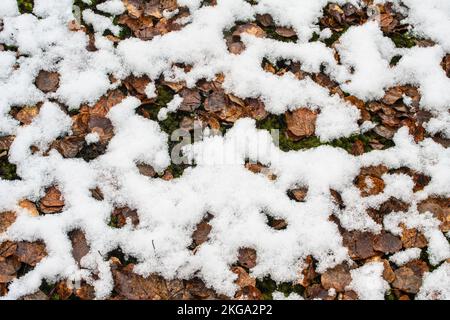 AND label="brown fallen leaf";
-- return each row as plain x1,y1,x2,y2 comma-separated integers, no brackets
0,136,14,152
342,231,376,260
0,241,17,259
400,225,428,249
88,115,114,143
21,290,49,300
0,211,16,233
298,255,317,287
290,187,308,202
55,281,73,300
69,229,90,265
275,27,297,38
111,207,140,228
238,248,257,269
373,232,402,254
39,186,64,214
379,197,410,215
232,266,256,288
15,106,40,125
0,256,21,283
15,241,47,266
285,108,317,140
233,23,266,38
204,90,227,112
90,90,126,117
392,266,422,294
417,198,449,232
75,283,96,300
51,136,85,158
382,87,403,105
356,175,385,197
305,284,335,300
179,88,202,112
321,264,352,293
137,163,157,177
19,200,39,217
192,220,212,248
35,70,60,93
